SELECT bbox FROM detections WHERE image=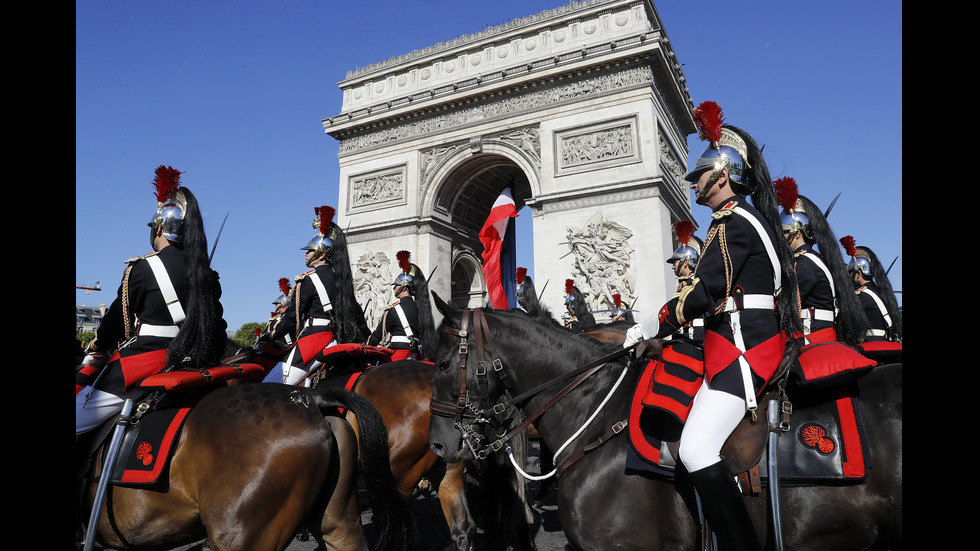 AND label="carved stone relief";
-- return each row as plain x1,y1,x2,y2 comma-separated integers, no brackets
338,65,655,155
564,211,636,315
348,165,408,212
497,127,541,167
353,251,394,332
555,116,639,175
